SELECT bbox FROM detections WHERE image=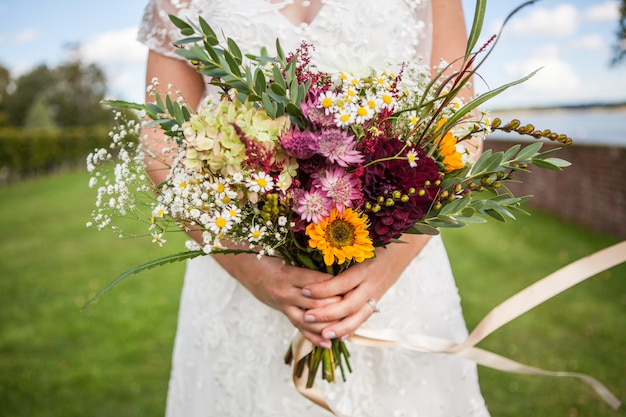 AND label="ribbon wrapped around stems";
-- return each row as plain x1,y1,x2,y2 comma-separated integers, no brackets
291,240,626,416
